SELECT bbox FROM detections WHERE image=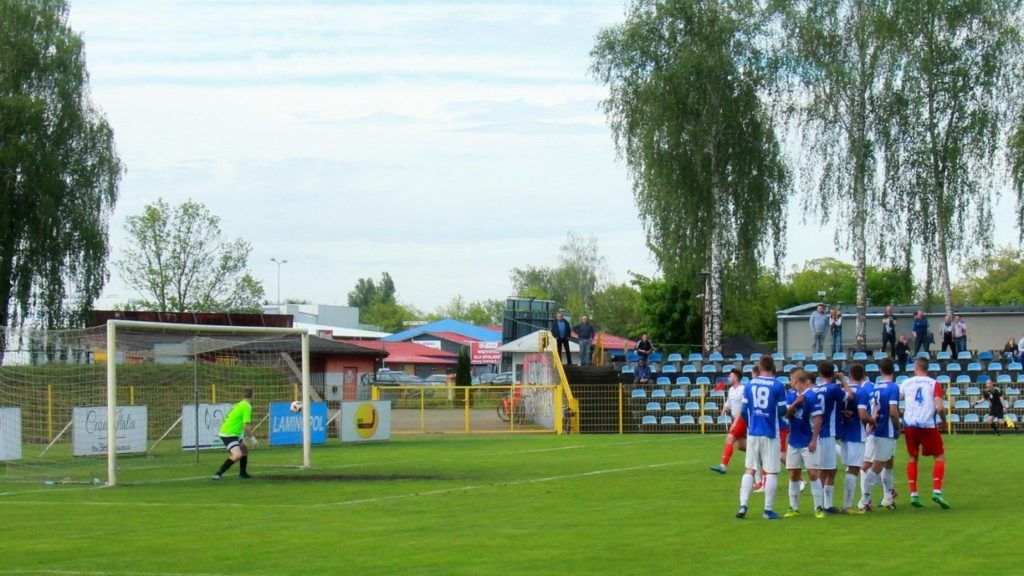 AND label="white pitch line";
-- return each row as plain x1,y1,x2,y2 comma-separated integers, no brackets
0,570,231,576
